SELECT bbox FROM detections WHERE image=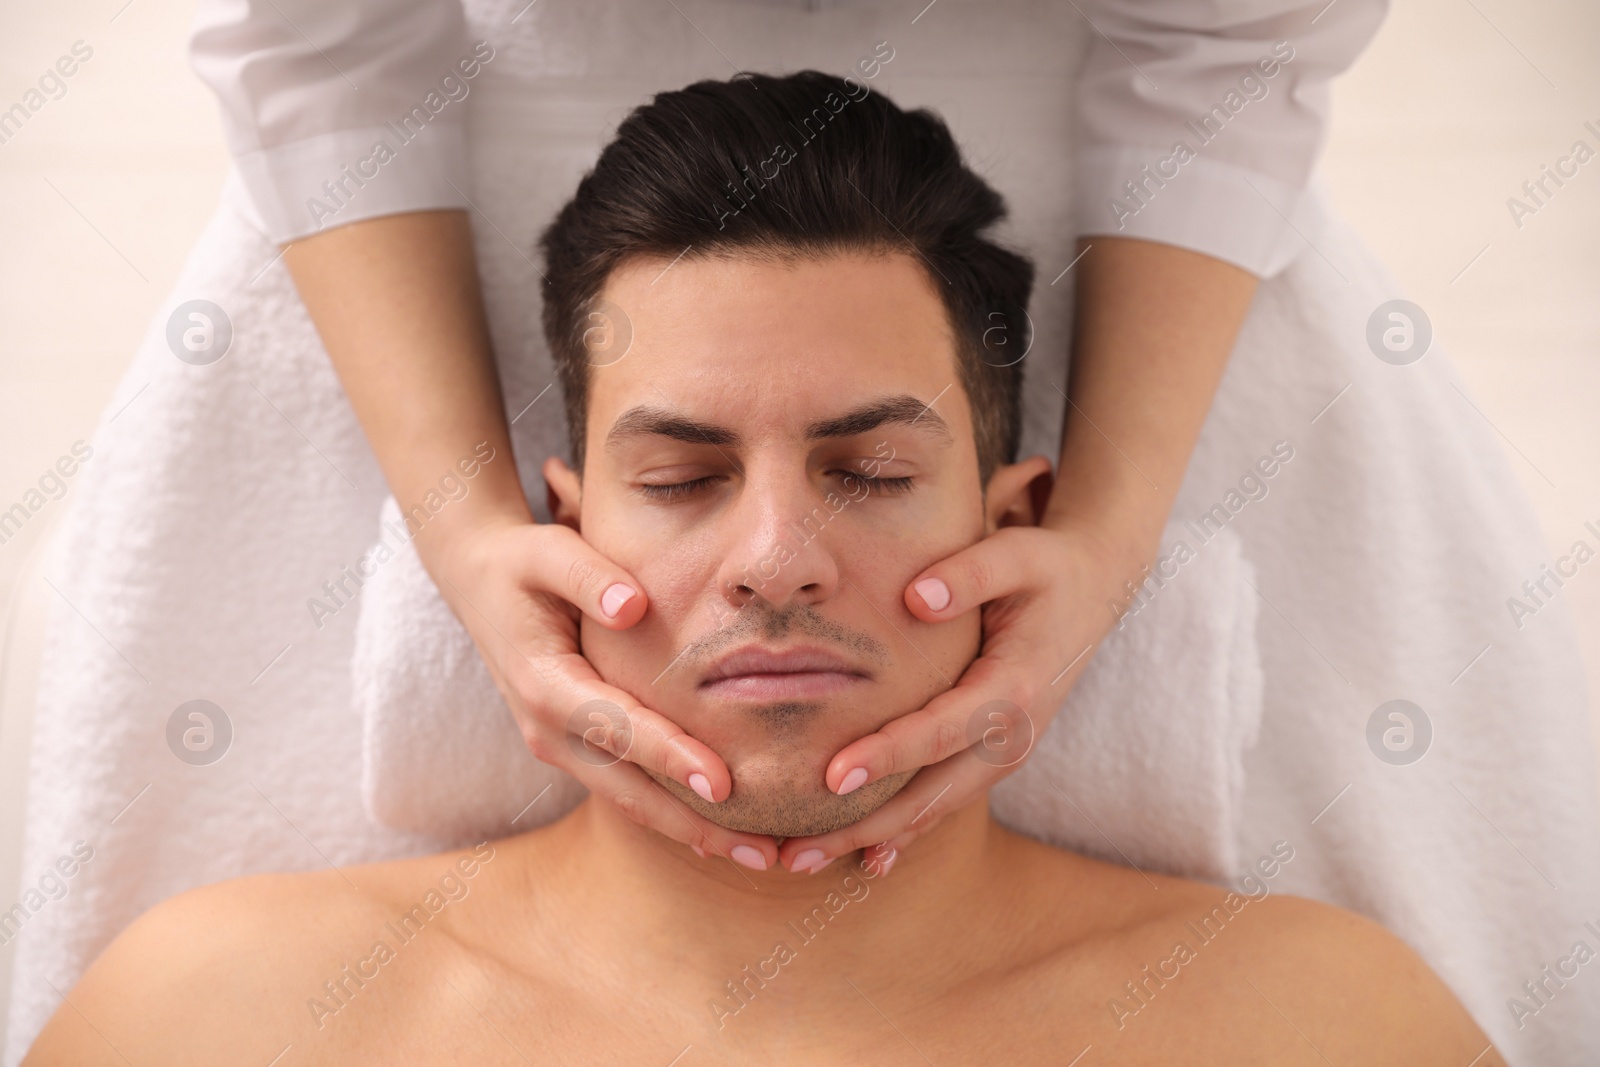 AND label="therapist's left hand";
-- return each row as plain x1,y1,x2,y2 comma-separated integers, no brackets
776,517,1141,874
